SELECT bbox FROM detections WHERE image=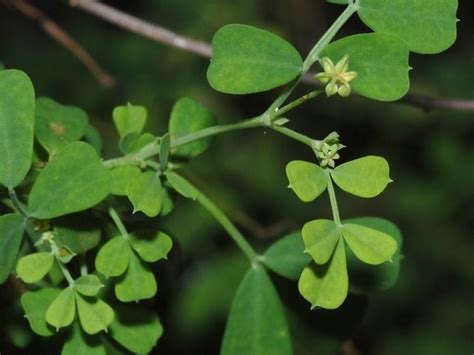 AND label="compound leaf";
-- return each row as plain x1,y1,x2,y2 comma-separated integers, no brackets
263,231,311,280
109,305,163,354
16,252,54,284
0,213,25,284
115,251,157,302
74,275,104,297
75,293,114,335
126,171,162,217
298,238,348,309
46,286,76,331
302,219,340,265
21,287,61,336
129,231,173,263
28,142,111,219
35,97,89,155
286,161,327,202
342,223,397,265
358,0,458,54
208,24,303,94
169,97,216,158
95,237,130,278
321,33,410,101
0,69,35,188
331,156,391,198
61,322,106,355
